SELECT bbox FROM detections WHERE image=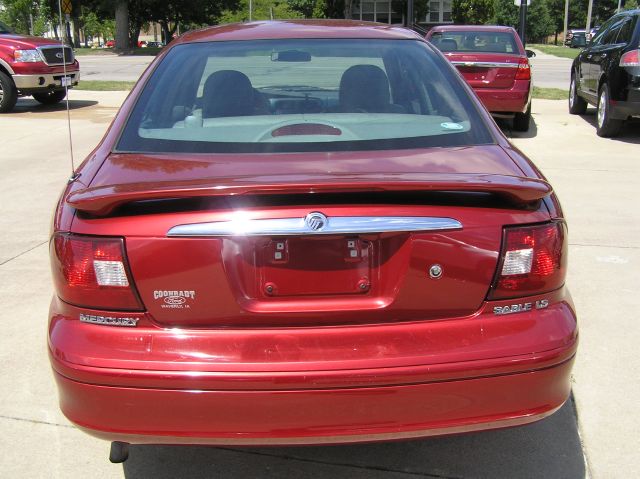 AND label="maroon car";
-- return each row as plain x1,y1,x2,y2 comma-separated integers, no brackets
48,20,576,463
426,25,534,131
